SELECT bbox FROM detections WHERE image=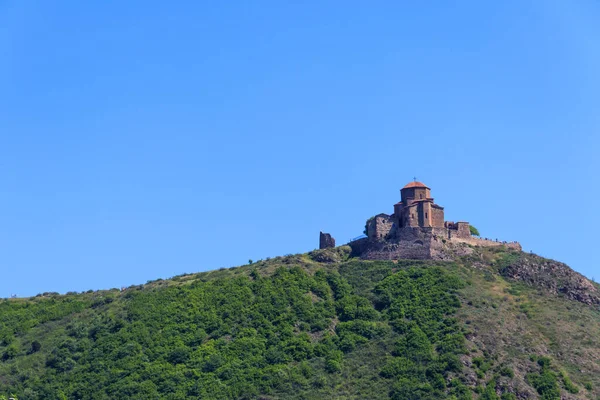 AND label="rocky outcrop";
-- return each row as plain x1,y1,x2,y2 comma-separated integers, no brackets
499,253,600,306
349,227,479,261
308,245,351,264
